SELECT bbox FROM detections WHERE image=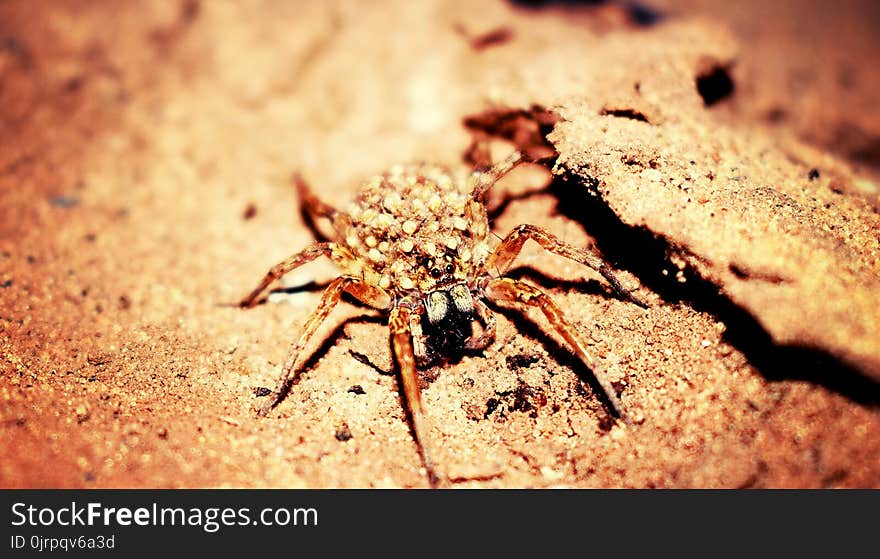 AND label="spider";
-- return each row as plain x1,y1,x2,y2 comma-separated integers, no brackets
239,150,647,488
